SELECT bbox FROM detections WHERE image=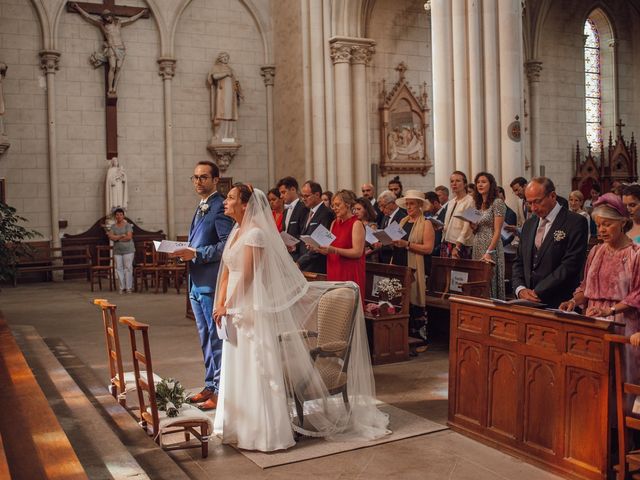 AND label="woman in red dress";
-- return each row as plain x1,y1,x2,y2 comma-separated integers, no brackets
314,190,366,301
268,187,285,232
